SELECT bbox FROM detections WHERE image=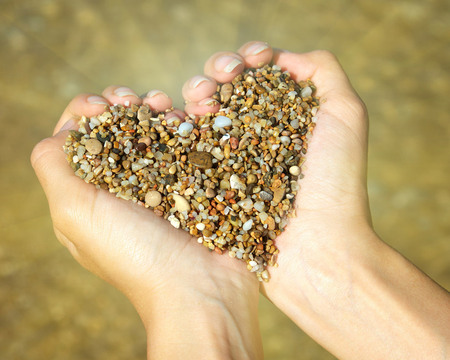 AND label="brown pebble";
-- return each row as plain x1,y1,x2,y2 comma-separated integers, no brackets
85,139,103,154
188,151,213,169
272,188,285,204
230,137,239,150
